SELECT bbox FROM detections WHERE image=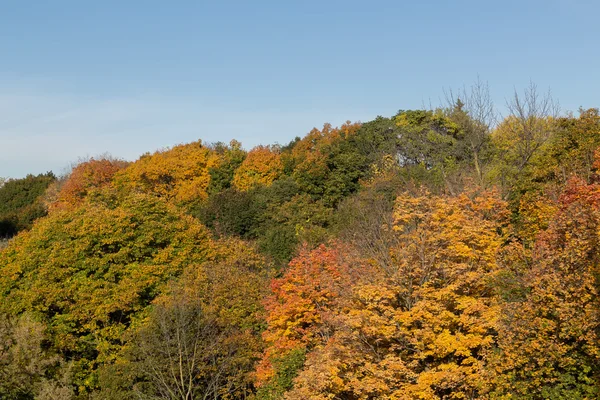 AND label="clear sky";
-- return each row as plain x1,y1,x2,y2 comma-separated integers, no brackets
0,0,598,178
